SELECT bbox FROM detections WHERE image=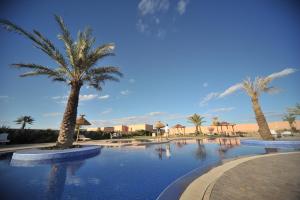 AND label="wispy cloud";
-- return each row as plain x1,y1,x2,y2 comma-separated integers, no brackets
177,0,189,15
120,90,130,96
138,0,170,16
98,95,110,100
43,112,62,117
79,94,98,101
148,111,165,116
219,83,243,98
136,19,150,33
210,107,235,113
100,108,113,115
91,111,188,127
266,68,297,80
136,0,171,38
199,92,219,106
52,94,99,103
203,82,208,87
52,95,68,104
